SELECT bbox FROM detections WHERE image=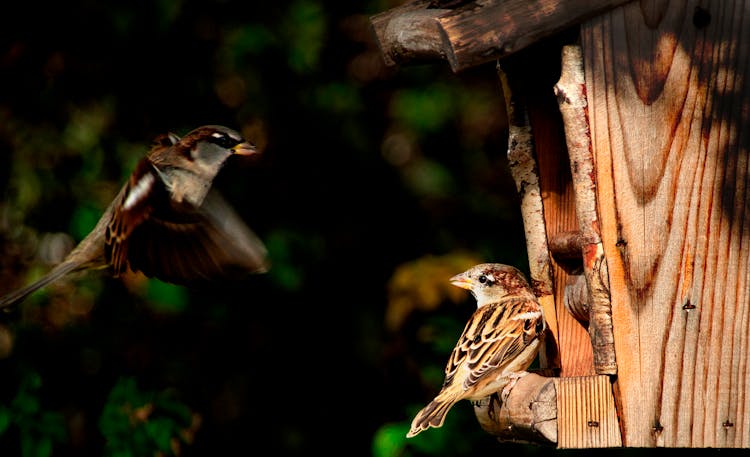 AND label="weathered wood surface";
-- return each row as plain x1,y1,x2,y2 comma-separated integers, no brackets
556,375,622,448
439,0,635,72
473,372,557,445
581,0,750,447
563,273,590,323
370,0,635,71
474,372,621,448
549,230,588,261
369,0,448,66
